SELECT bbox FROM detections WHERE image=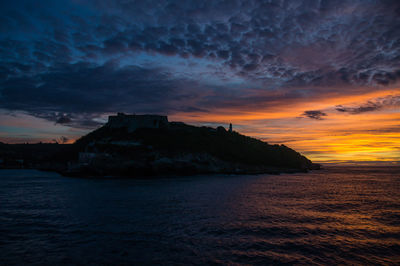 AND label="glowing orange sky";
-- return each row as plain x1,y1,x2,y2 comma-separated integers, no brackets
170,89,400,164
1,89,399,164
